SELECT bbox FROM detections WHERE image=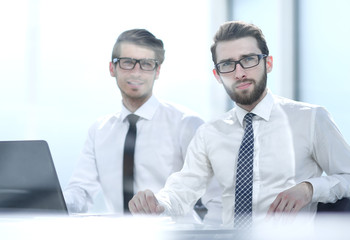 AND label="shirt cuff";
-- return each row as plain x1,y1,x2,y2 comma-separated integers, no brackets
304,178,328,203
